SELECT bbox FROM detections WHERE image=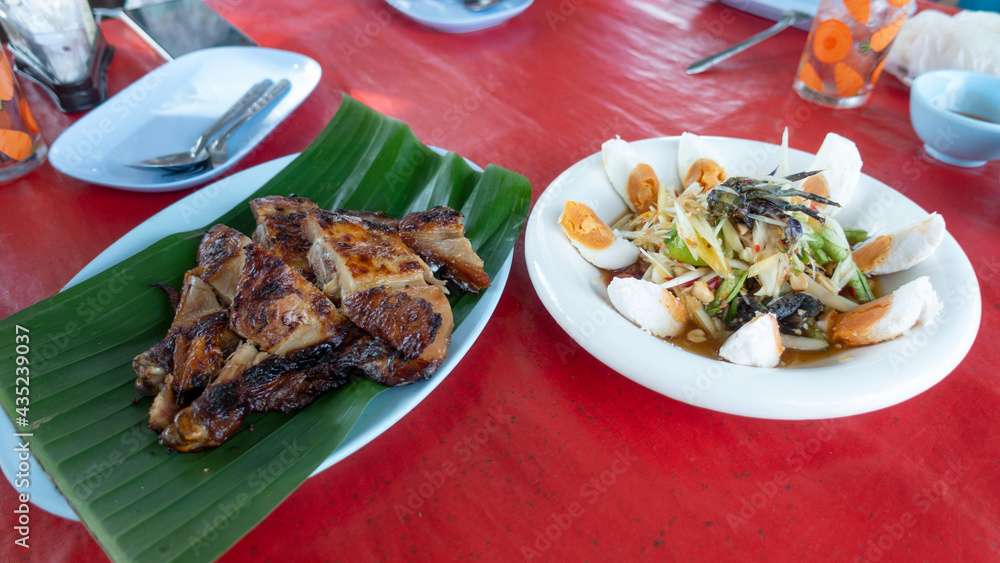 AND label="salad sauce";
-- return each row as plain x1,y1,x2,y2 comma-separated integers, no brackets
601,268,883,368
